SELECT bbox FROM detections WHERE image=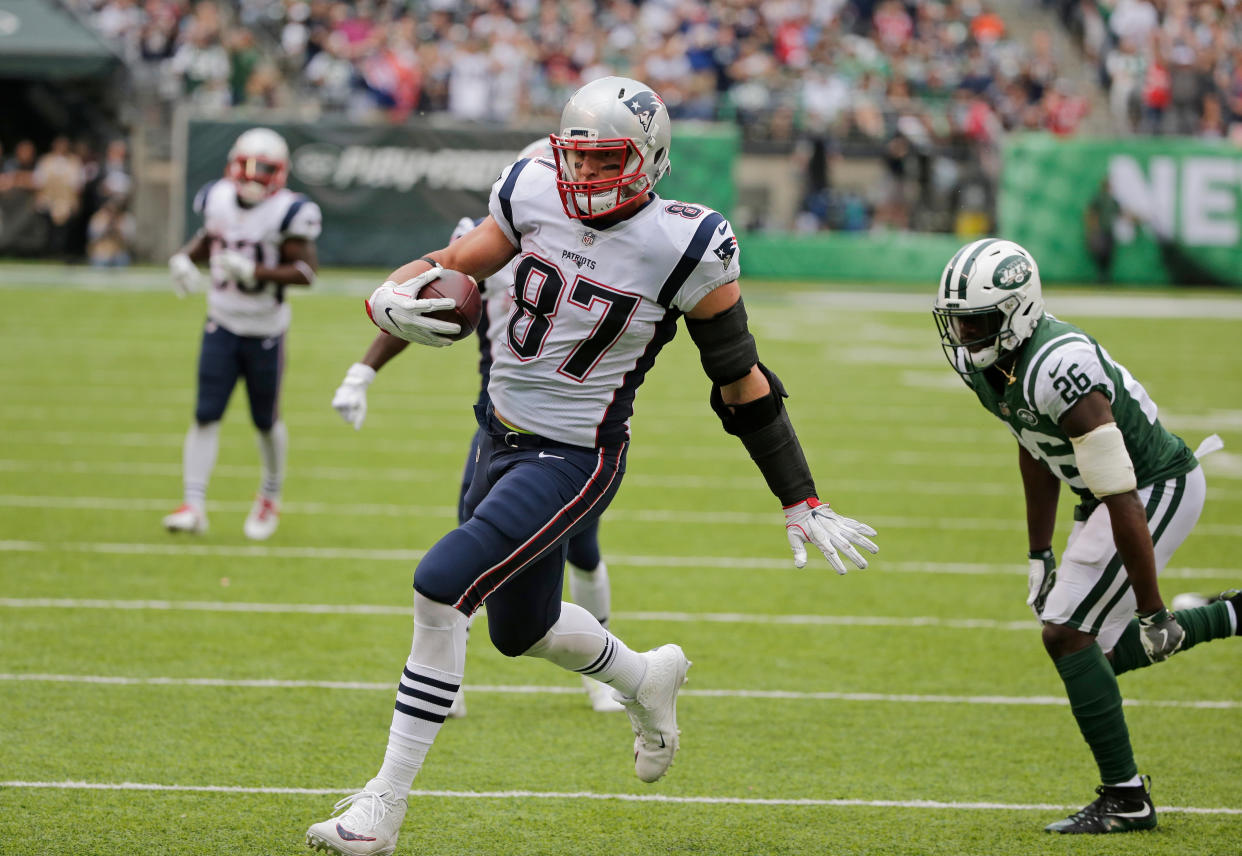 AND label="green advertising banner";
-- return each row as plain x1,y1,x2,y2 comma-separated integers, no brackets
1000,134,1242,286
183,118,736,268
